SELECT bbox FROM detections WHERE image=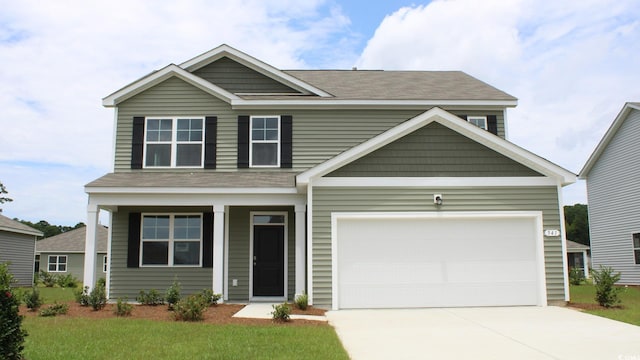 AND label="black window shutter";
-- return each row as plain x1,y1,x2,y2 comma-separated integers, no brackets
487,115,498,135
131,117,145,169
204,116,217,169
202,212,214,268
280,115,293,168
237,115,250,168
127,212,141,268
